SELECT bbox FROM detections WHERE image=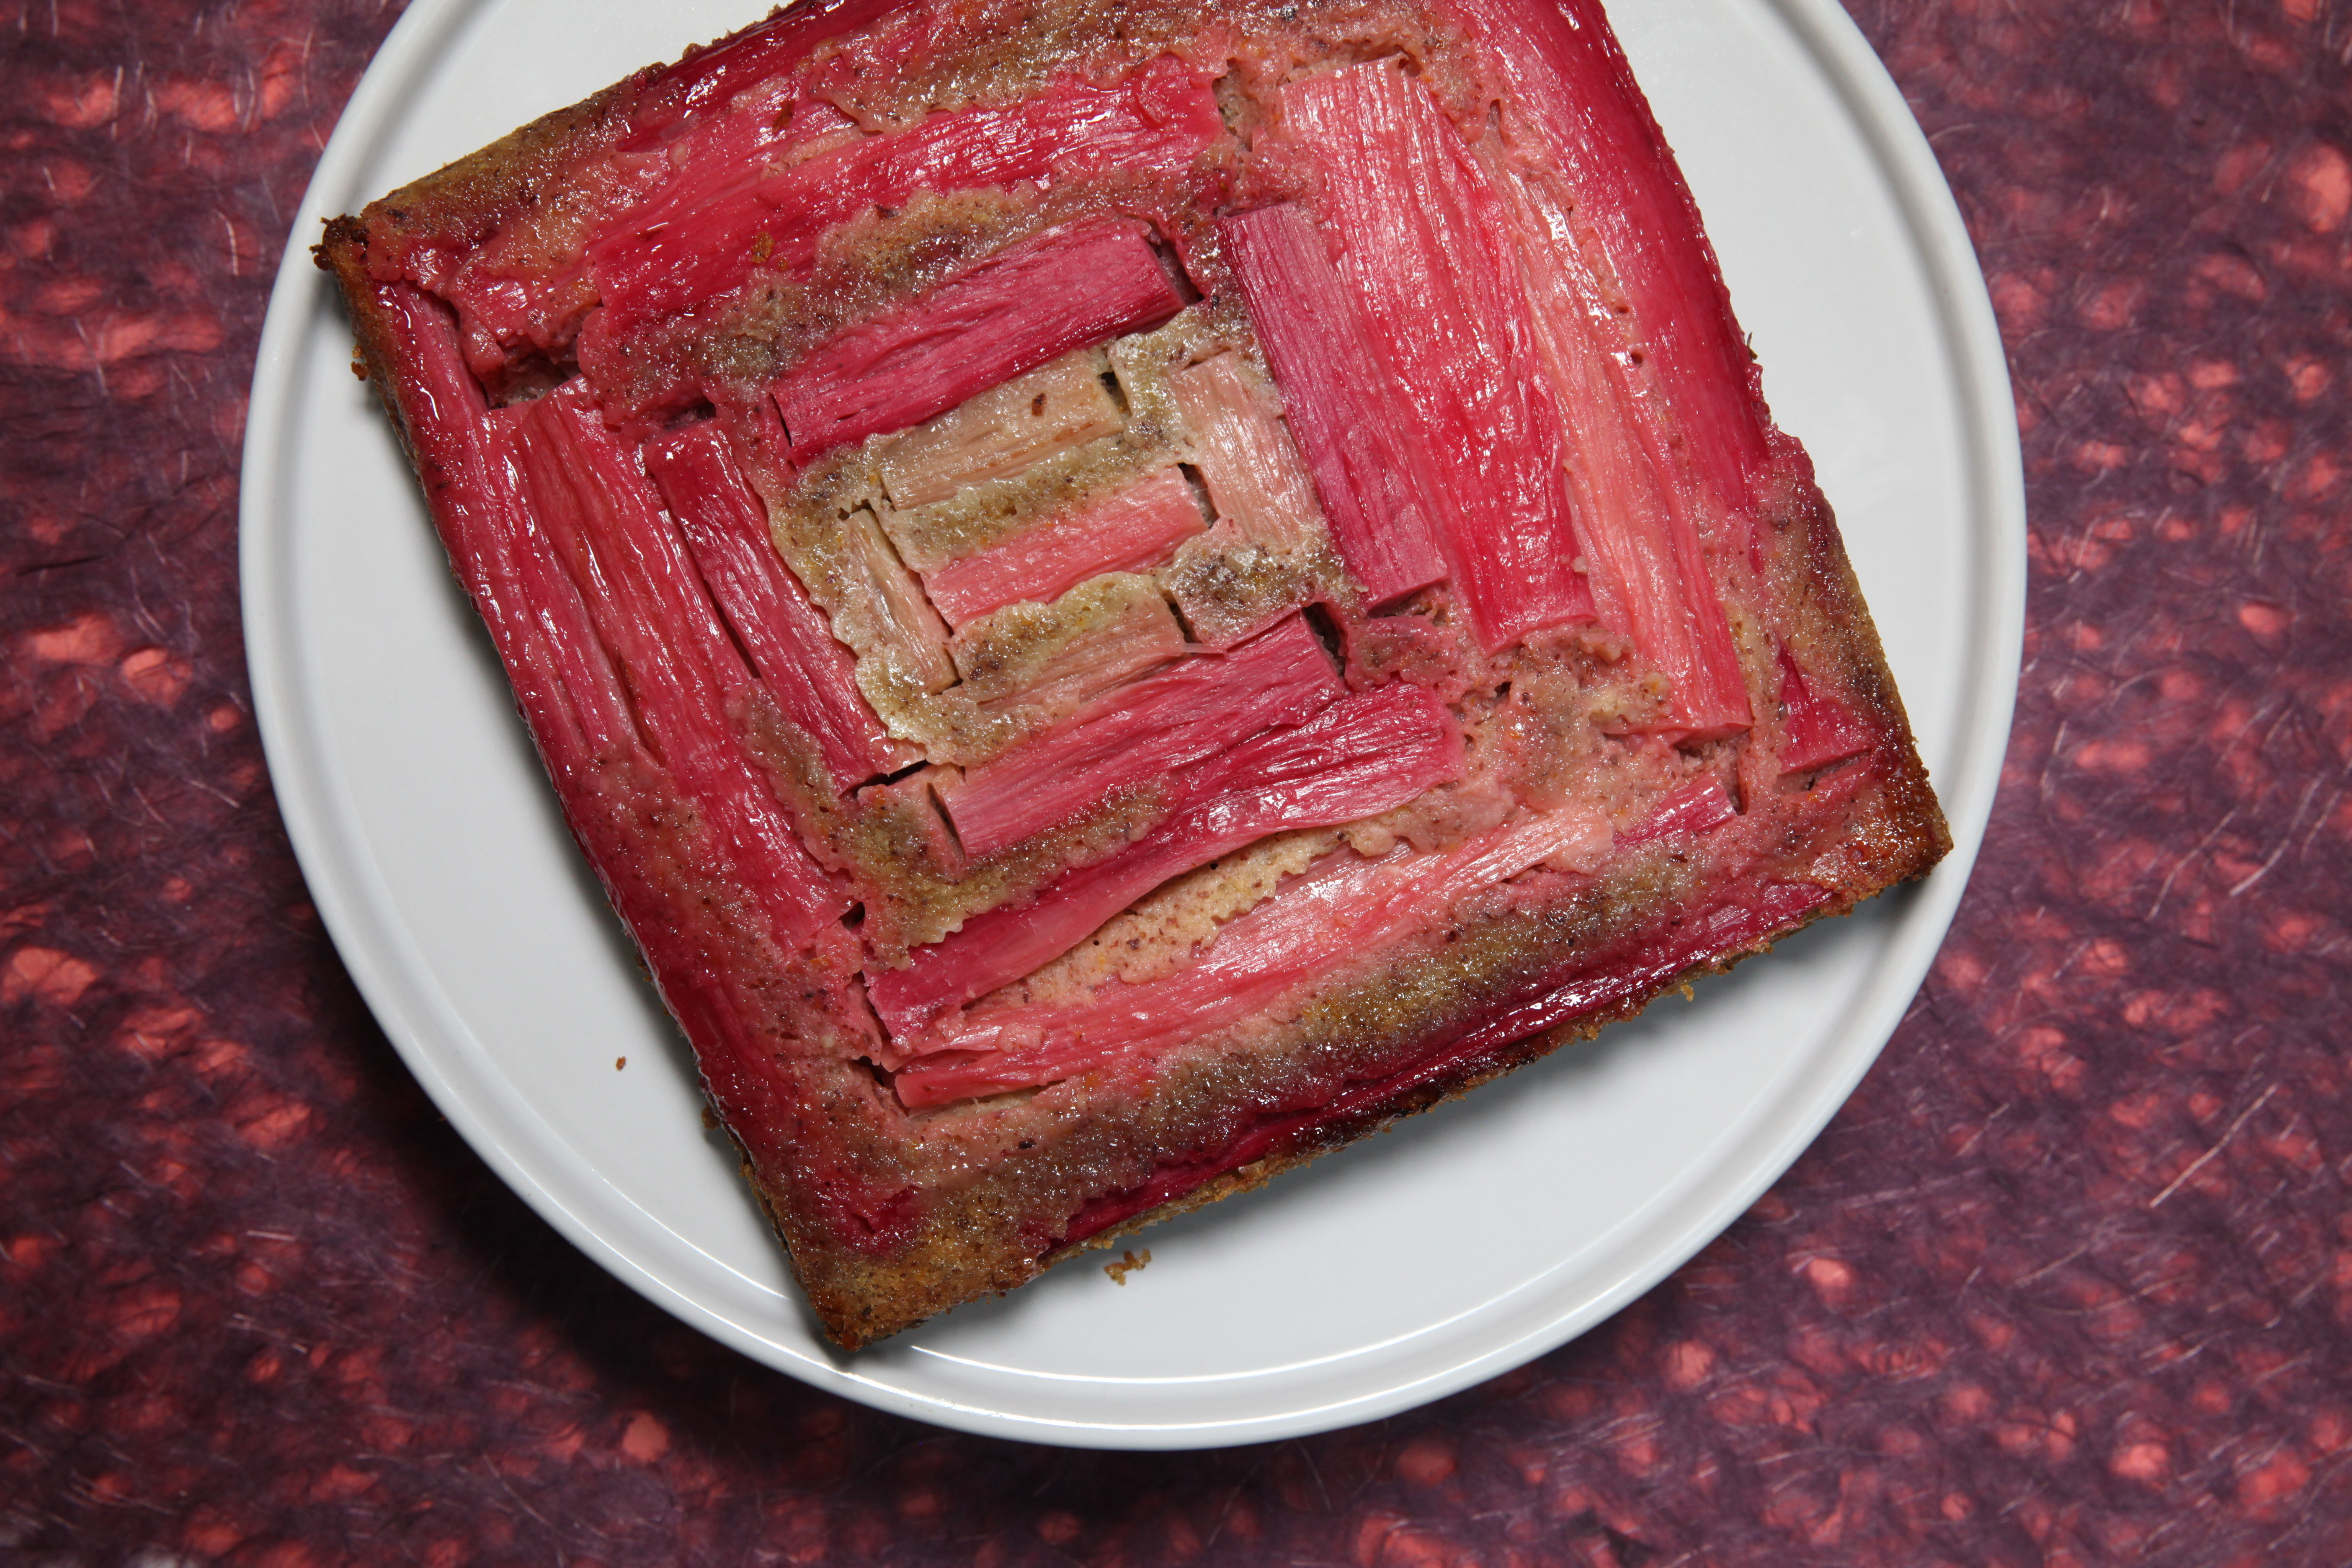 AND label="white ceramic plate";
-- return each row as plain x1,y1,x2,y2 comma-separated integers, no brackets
242,0,2023,1448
